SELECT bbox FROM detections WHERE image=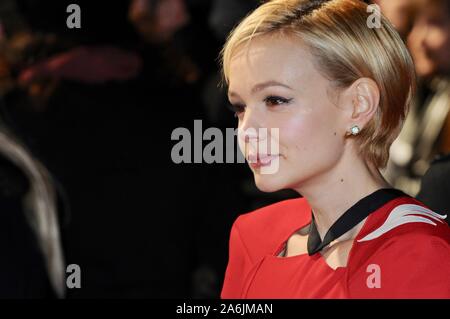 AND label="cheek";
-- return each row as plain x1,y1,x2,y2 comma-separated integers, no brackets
280,108,337,146
280,117,312,154
280,109,341,157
